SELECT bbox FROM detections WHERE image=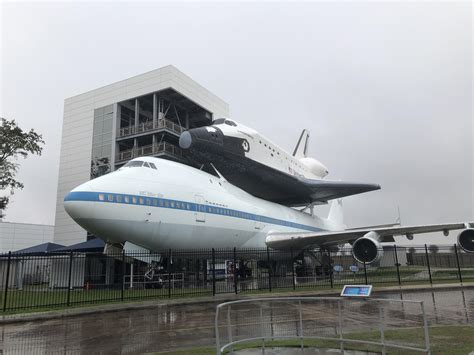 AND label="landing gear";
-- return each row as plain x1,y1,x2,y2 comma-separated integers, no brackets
144,261,164,289
294,249,333,279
